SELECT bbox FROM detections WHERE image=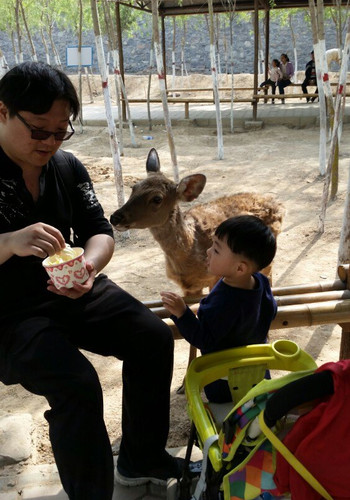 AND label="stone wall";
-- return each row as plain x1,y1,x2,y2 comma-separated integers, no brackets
0,11,339,75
